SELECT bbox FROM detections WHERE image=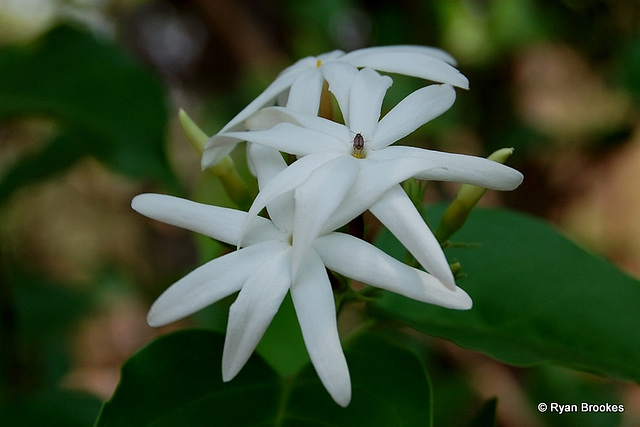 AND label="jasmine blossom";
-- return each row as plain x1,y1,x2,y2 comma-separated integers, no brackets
132,144,472,407
220,67,523,286
202,45,470,168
